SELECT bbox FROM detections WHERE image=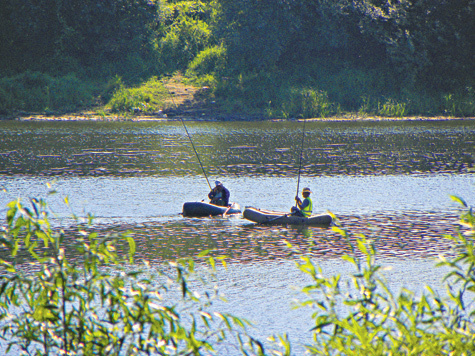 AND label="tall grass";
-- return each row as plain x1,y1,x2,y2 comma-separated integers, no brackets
279,88,334,119
209,71,337,119
357,96,408,117
442,88,475,117
0,71,95,114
